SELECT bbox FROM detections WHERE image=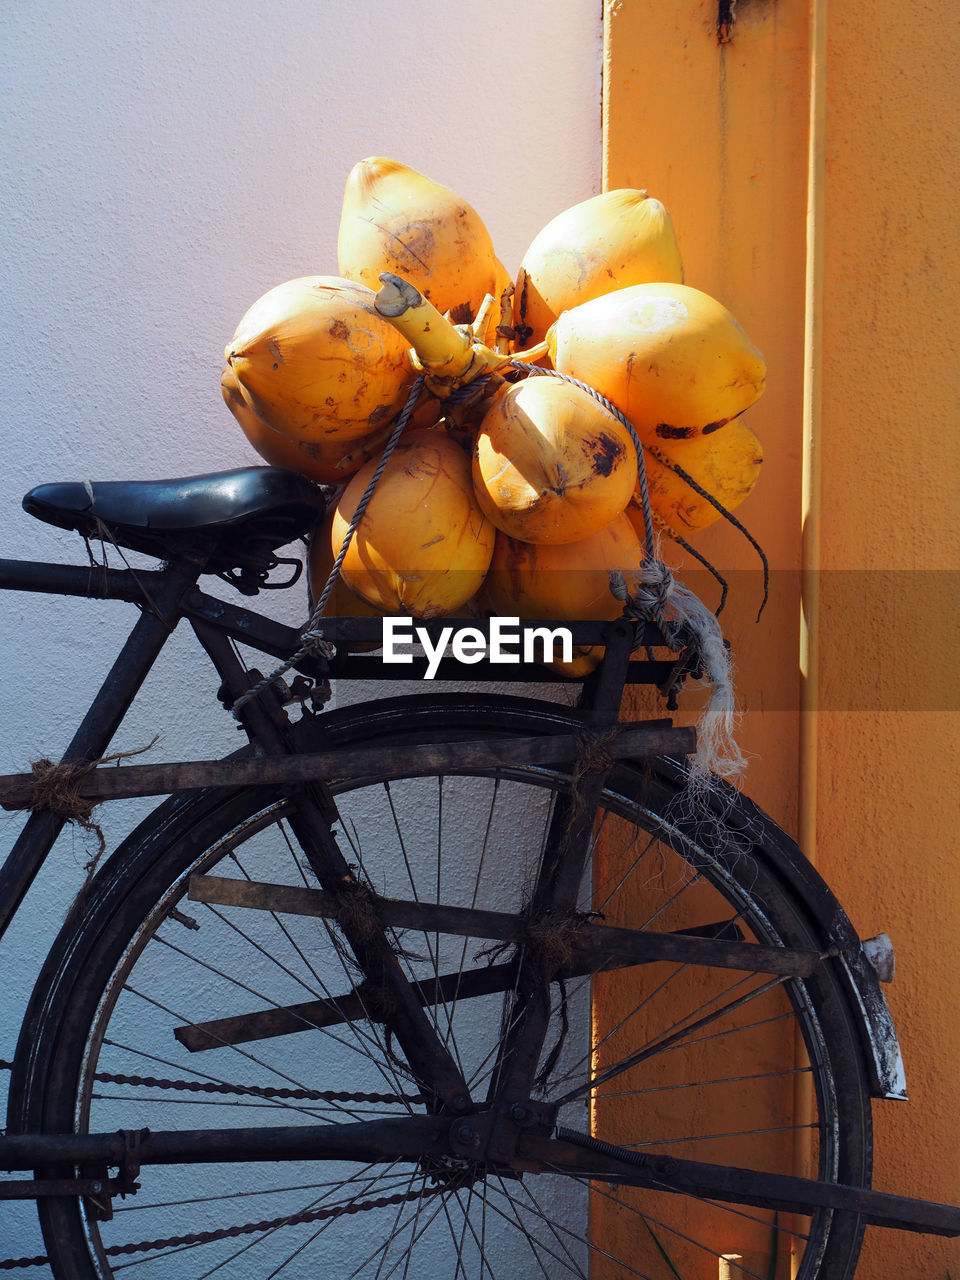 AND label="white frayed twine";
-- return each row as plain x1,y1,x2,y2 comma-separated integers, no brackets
617,559,747,786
